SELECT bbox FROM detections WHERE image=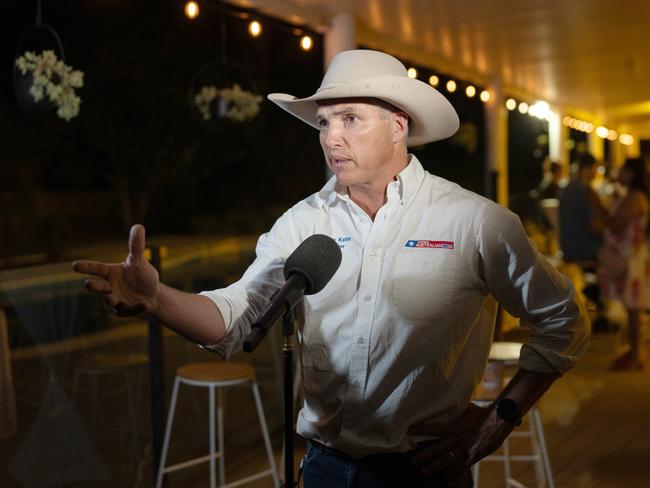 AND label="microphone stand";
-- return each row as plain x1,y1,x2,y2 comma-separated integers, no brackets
281,310,296,488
